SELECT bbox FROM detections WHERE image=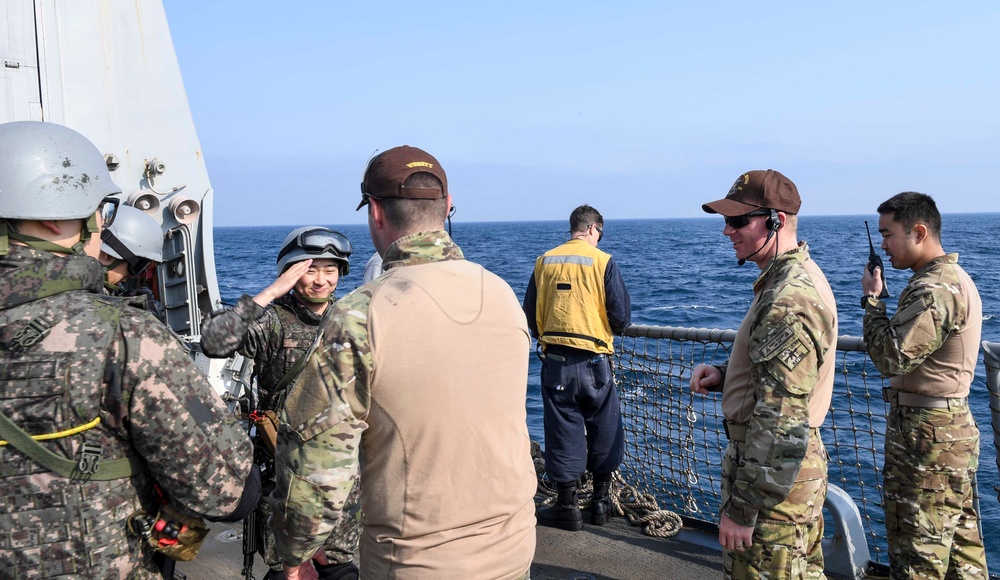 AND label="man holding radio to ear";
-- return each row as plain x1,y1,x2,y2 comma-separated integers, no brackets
690,170,838,580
